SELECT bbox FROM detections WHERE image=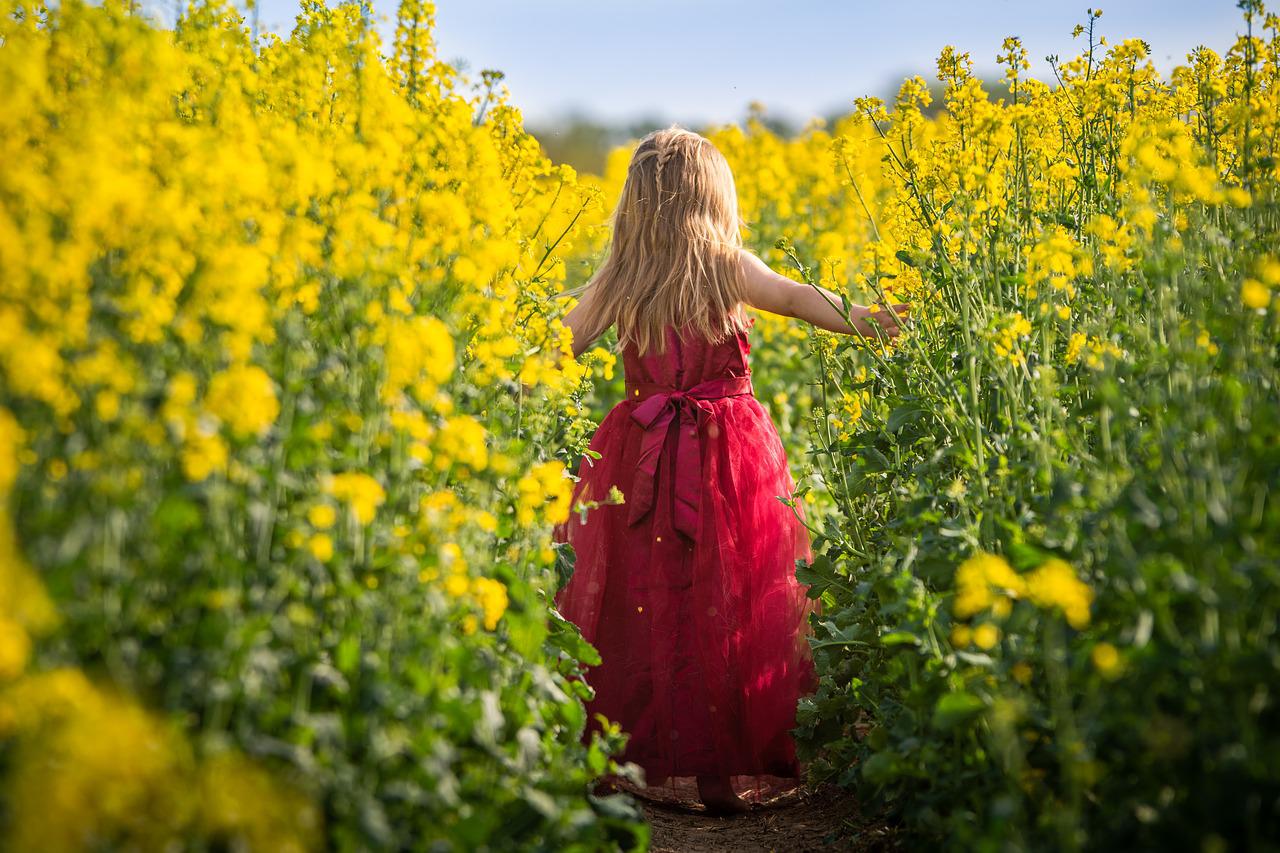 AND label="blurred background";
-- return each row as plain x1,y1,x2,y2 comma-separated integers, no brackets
143,0,1244,171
